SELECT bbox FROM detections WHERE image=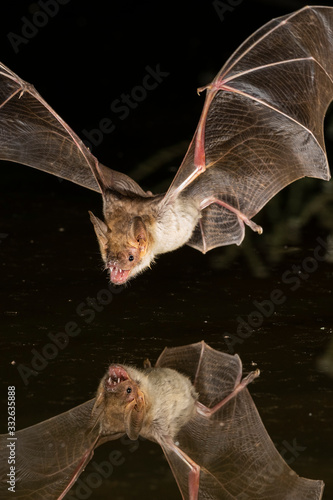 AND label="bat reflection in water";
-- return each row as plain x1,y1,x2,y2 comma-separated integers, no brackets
0,6,333,284
0,342,324,499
